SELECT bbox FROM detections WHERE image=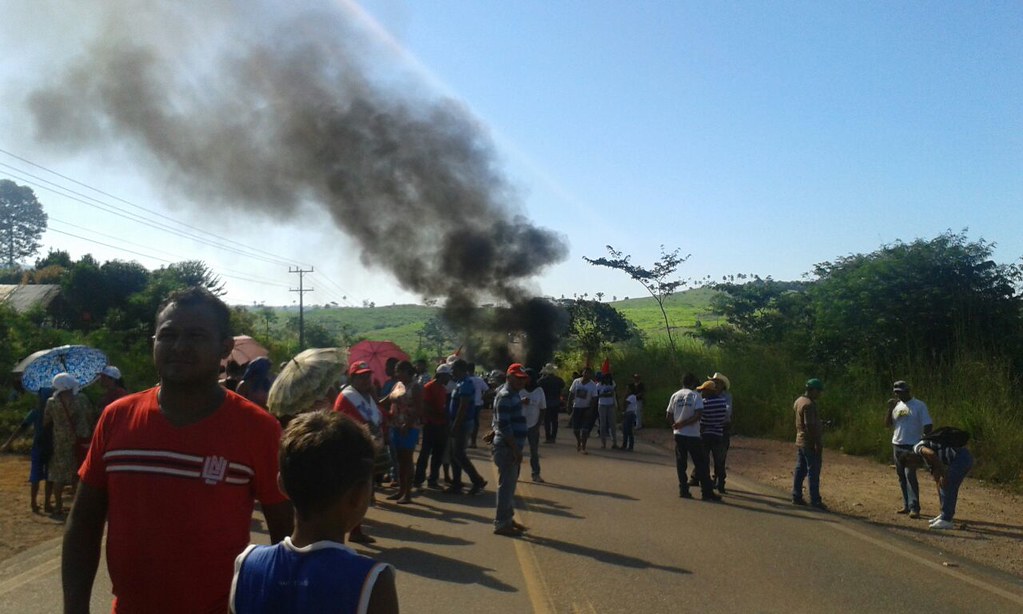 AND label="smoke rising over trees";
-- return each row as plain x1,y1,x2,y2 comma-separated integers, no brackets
24,2,567,361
